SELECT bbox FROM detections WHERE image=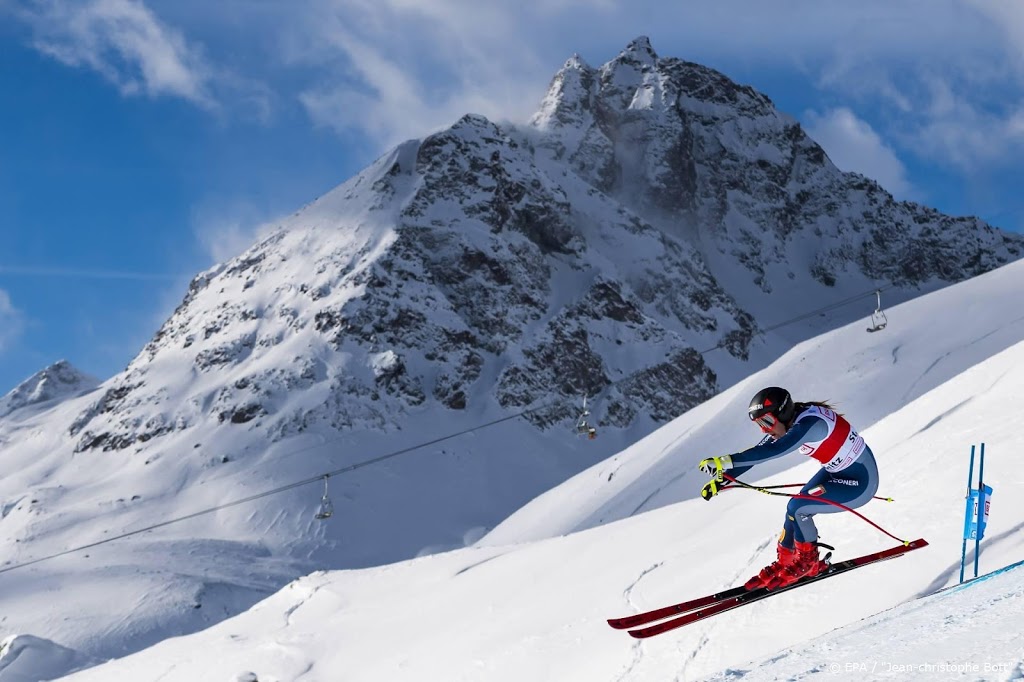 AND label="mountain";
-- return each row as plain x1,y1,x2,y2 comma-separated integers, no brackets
0,360,98,420
66,37,1021,454
532,37,1019,299
54,260,1024,681
1,36,1022,667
